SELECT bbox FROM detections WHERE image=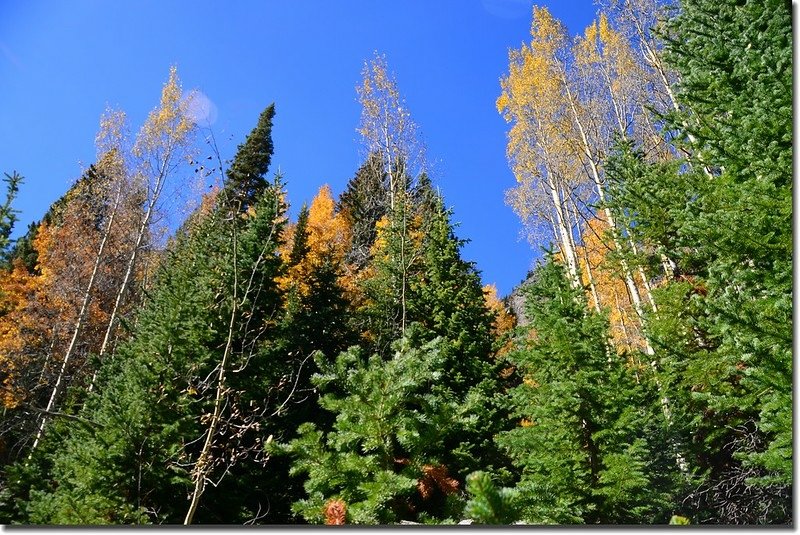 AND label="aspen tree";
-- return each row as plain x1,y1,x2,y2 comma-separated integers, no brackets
30,110,130,452
356,53,428,334
356,53,425,212
96,66,196,362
